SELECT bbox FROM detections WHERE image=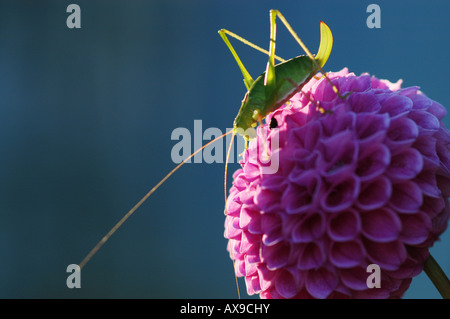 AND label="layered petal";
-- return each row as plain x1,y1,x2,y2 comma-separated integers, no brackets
224,69,450,299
